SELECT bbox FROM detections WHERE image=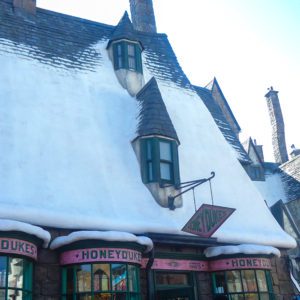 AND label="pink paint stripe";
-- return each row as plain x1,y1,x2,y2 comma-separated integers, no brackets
60,248,142,265
0,238,37,260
